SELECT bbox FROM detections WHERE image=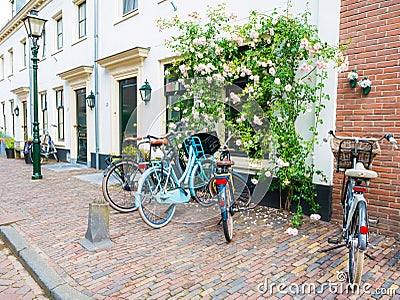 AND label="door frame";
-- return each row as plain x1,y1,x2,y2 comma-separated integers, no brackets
58,66,93,164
